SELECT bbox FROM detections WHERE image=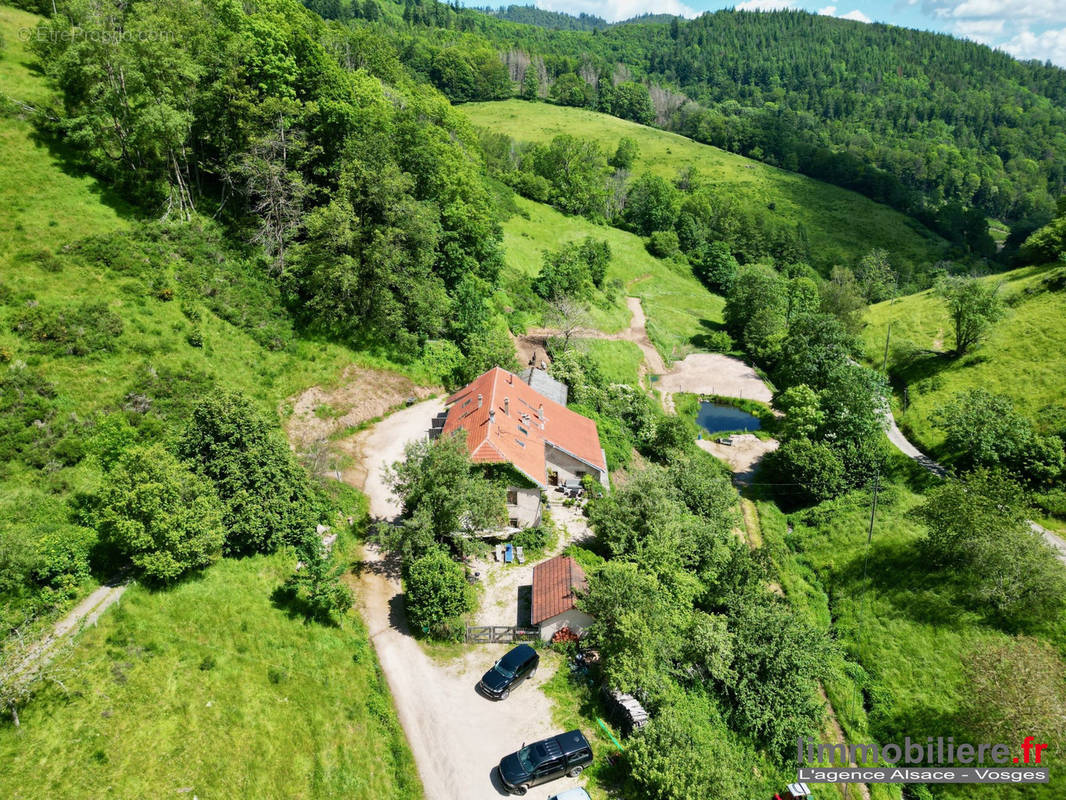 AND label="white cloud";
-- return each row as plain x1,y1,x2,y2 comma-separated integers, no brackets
840,8,872,21
1000,26,1066,66
531,0,697,22
734,0,796,11
818,5,872,23
952,17,1004,43
928,0,1066,24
